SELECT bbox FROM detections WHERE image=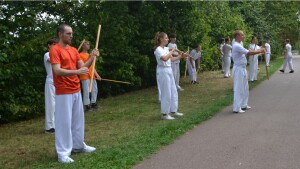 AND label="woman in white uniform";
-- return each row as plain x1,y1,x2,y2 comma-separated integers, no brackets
280,39,294,73
222,38,232,78
153,32,184,120
188,45,201,84
248,36,260,82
